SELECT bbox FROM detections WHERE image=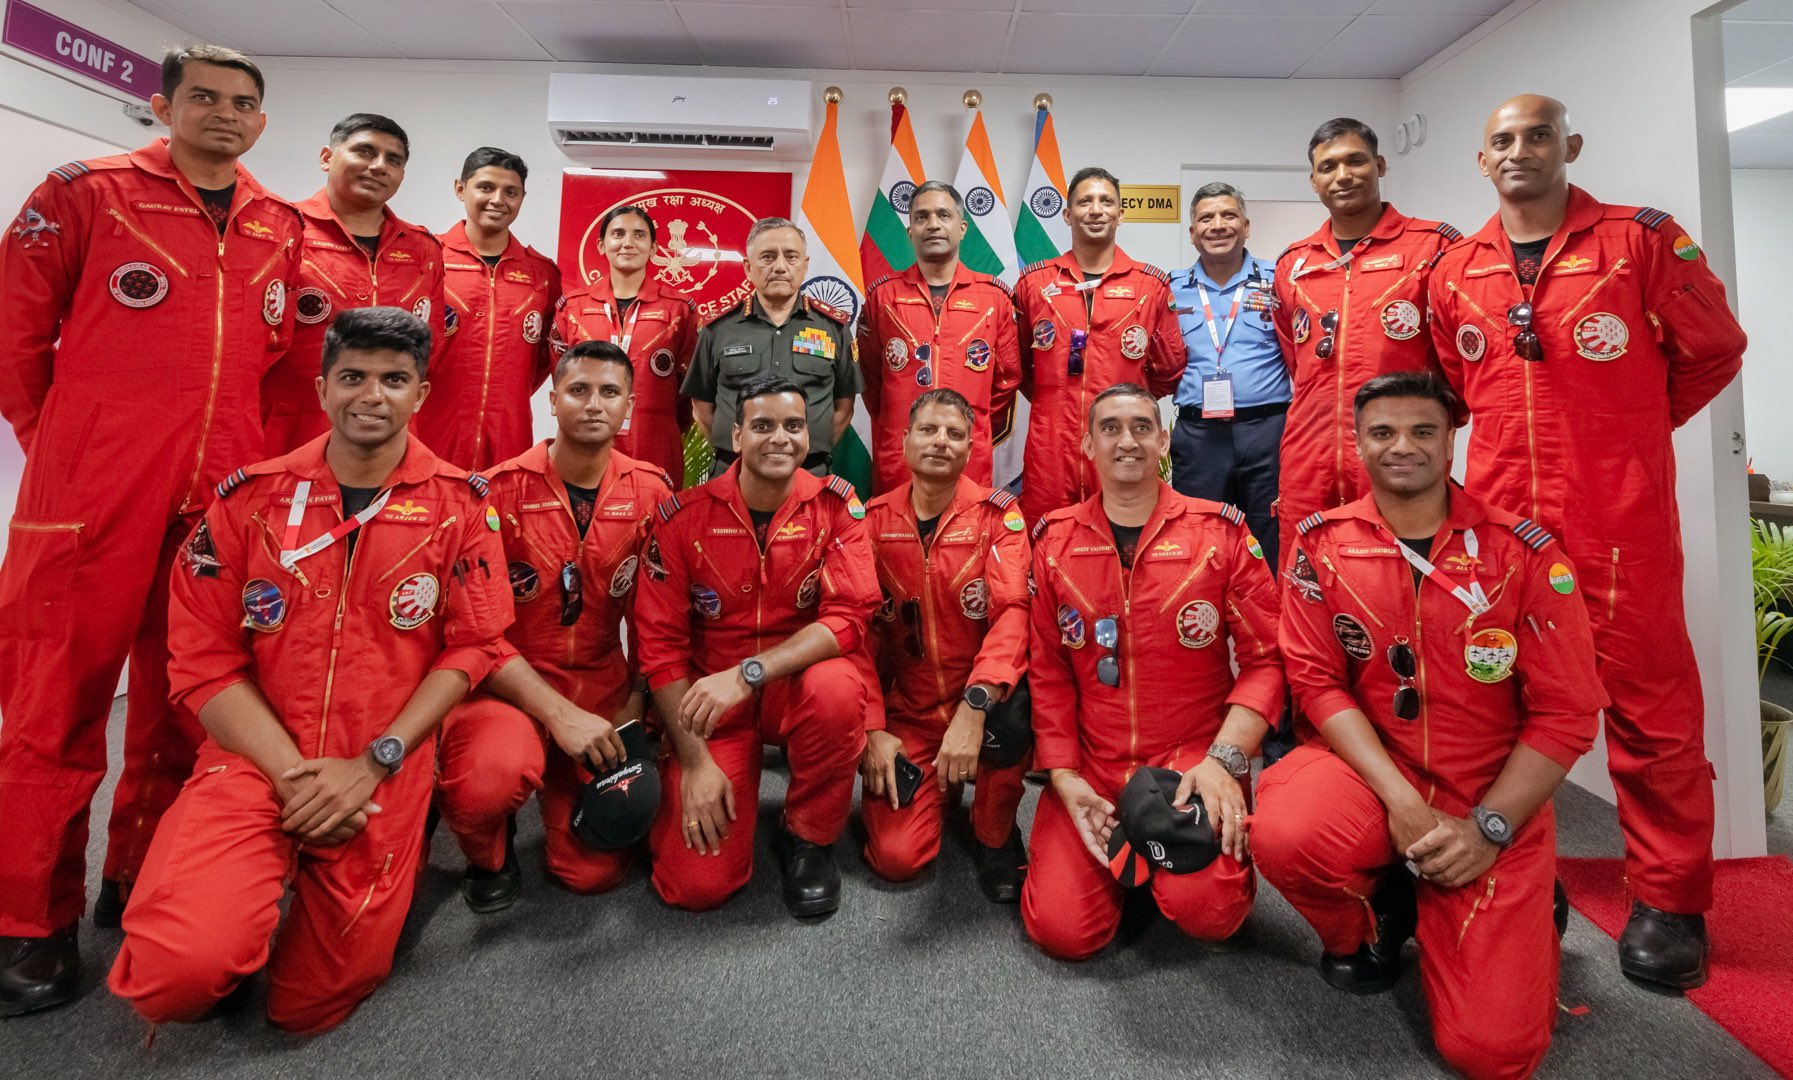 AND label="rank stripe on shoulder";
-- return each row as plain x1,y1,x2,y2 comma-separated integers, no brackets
824,475,857,501
656,493,684,522
467,472,489,498
49,161,92,184
1434,222,1463,242
985,488,1018,510
1295,511,1326,536
1634,207,1671,230
1511,518,1555,550
1031,516,1051,541
866,272,898,294
1219,503,1246,526
214,468,248,500
1019,258,1057,278
1138,263,1169,284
